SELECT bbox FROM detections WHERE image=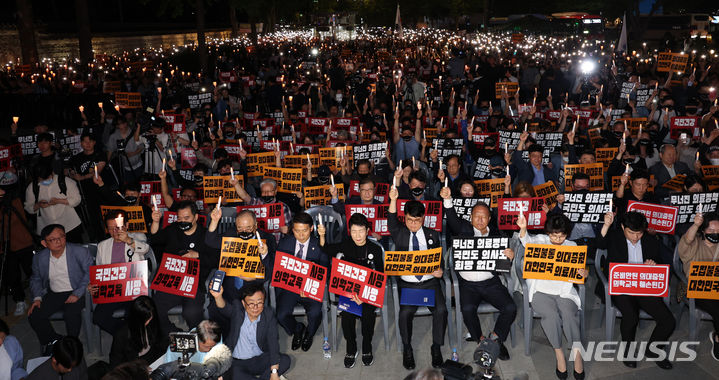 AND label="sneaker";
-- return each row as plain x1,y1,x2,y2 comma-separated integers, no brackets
362,352,374,366
13,302,26,317
711,332,719,361
344,351,358,368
